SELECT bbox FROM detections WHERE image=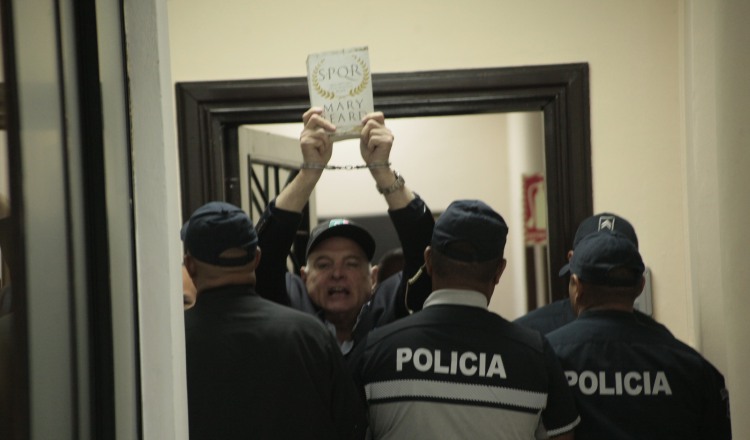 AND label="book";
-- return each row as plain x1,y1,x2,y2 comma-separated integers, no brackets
306,46,374,141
